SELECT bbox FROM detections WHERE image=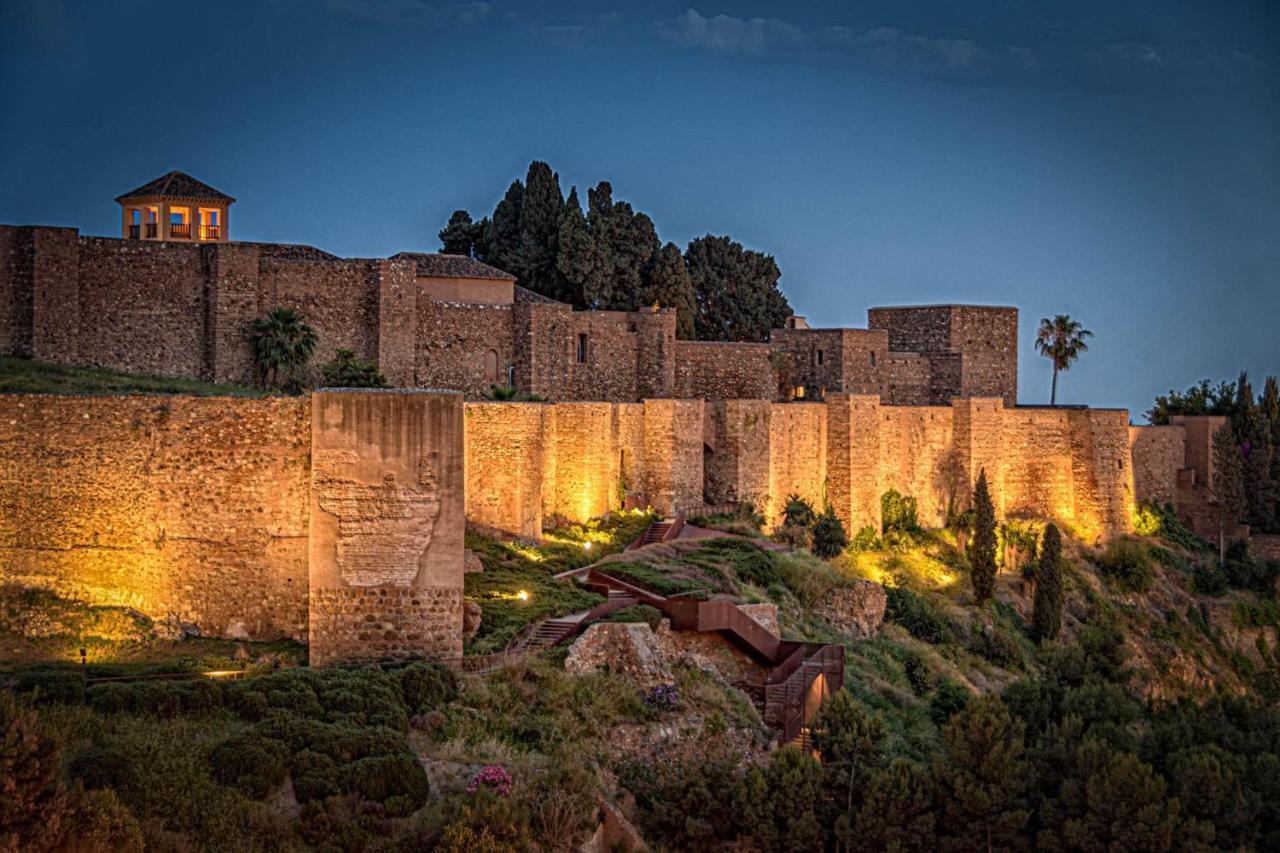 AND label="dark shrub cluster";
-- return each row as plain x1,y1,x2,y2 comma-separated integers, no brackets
1094,538,1154,593
885,586,954,644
